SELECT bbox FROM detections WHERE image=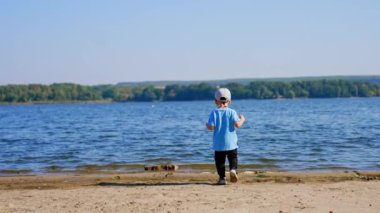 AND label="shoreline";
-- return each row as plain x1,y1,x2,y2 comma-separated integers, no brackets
1,96,379,106
0,100,114,105
1,162,379,177
1,164,378,177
